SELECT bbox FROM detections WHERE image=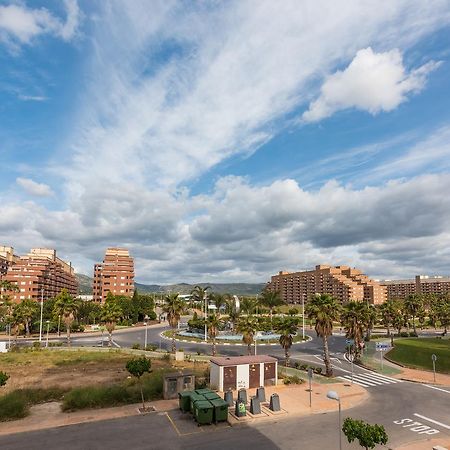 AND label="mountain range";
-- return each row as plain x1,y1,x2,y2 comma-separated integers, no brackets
75,274,265,296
